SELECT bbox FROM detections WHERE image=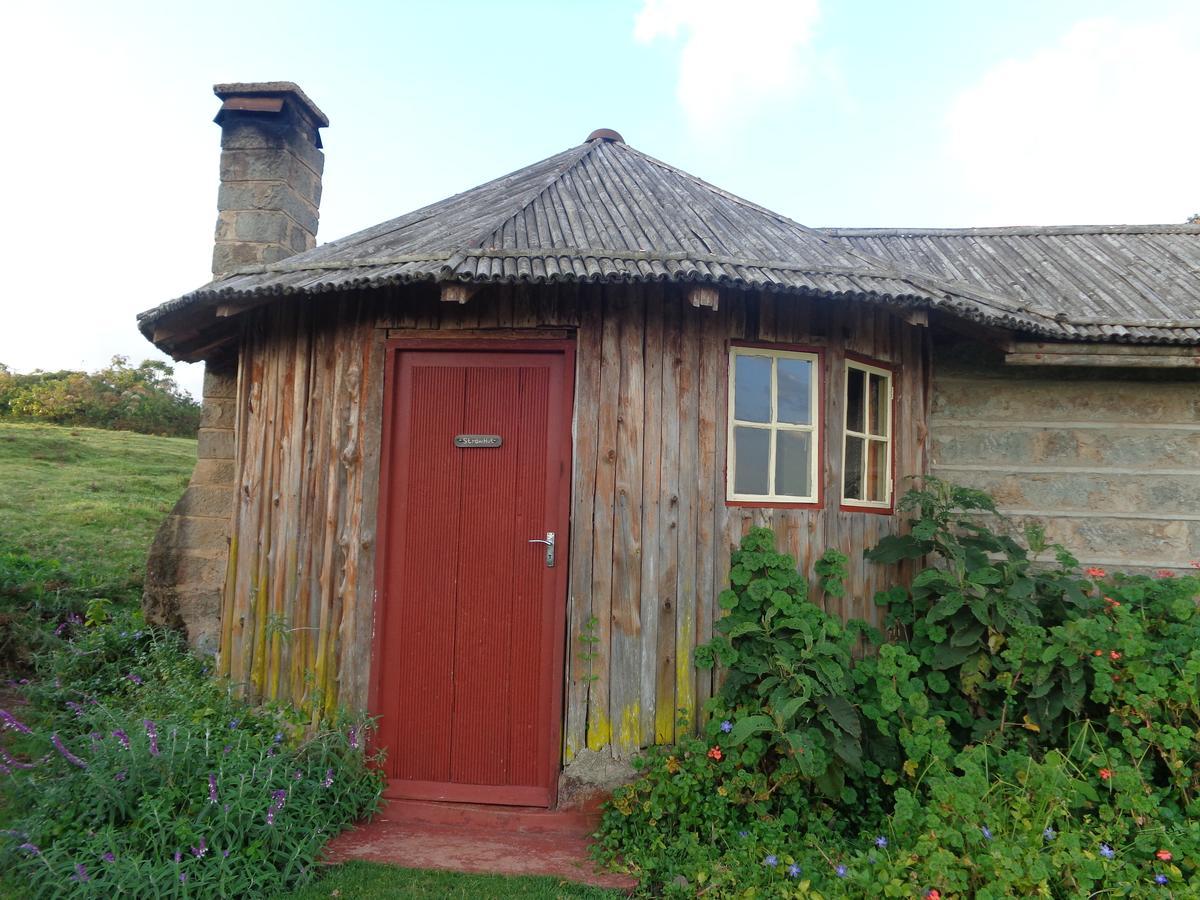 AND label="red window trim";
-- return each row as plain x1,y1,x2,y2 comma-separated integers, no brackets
724,340,825,510
839,352,898,516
